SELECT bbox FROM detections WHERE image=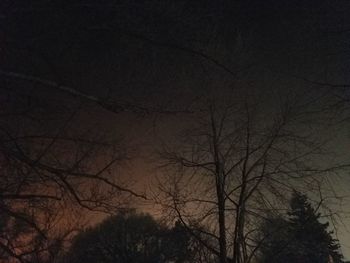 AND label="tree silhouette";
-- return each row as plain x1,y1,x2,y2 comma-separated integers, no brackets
64,211,194,263
259,192,345,263
0,89,146,262
157,96,347,263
